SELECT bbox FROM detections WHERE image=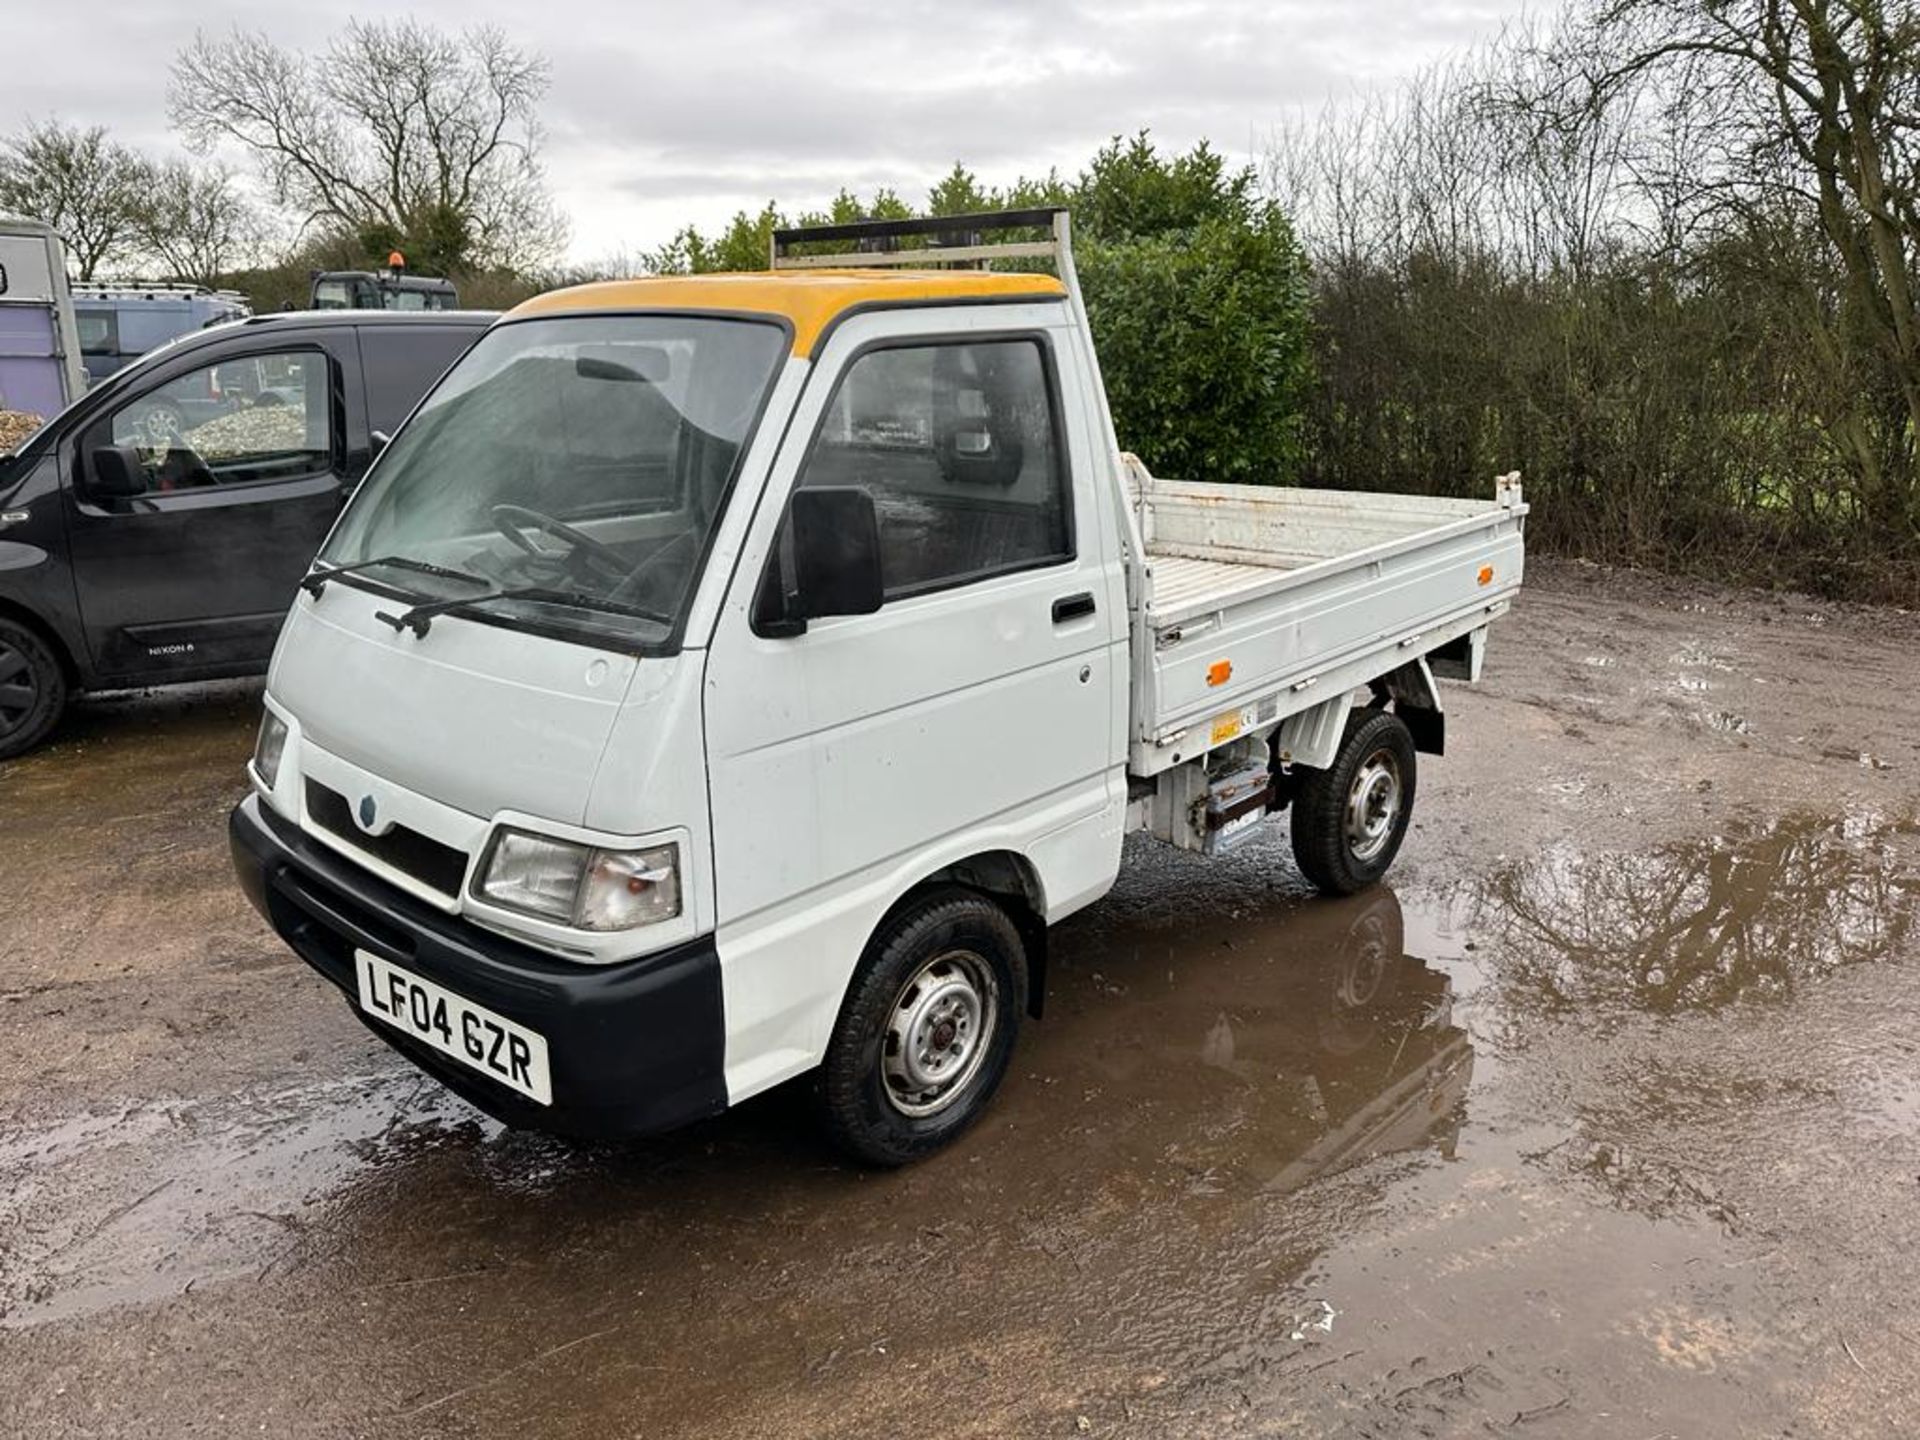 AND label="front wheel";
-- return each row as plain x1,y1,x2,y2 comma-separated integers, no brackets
0,619,69,761
1289,709,1417,895
815,890,1027,1166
